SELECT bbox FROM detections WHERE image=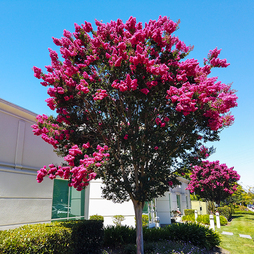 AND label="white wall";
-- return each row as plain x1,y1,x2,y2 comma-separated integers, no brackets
0,99,62,230
156,192,171,225
88,179,136,227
